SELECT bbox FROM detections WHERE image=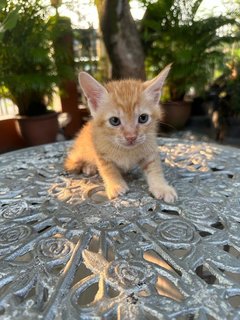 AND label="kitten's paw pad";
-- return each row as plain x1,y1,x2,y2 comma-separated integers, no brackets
106,182,129,199
82,164,97,176
150,184,177,203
